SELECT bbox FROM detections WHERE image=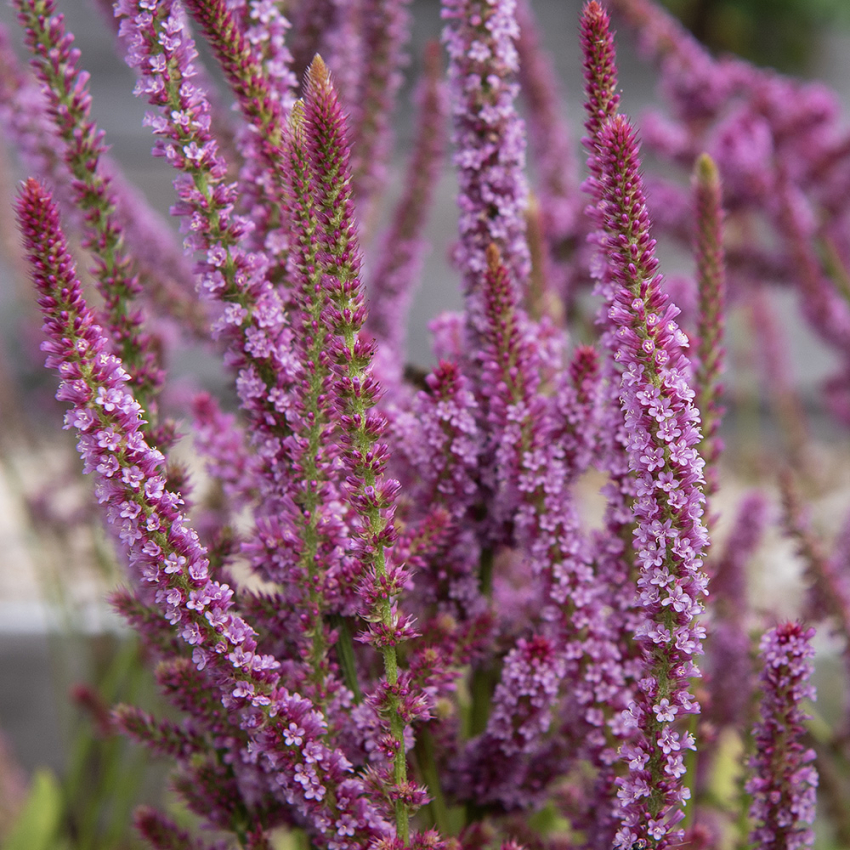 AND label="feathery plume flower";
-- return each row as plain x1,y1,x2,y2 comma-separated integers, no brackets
747,622,818,850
